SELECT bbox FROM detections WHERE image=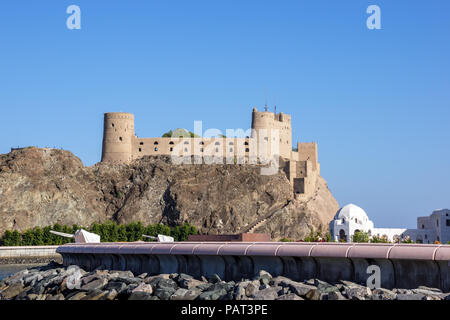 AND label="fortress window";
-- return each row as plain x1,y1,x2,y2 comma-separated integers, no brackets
264,137,268,141
154,147,158,151
425,234,428,239
184,148,188,152
154,141,159,145
169,141,174,145
422,224,425,229
140,142,144,145
437,220,439,227
229,142,234,145
215,142,220,145
199,141,204,145
446,219,450,226
215,148,219,152
184,141,189,145
200,148,204,152
139,148,142,152
245,148,249,152
112,123,115,127
170,147,173,152
244,142,249,146
119,137,123,141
